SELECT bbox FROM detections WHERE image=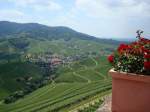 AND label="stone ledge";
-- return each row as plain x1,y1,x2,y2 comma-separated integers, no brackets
96,94,111,112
